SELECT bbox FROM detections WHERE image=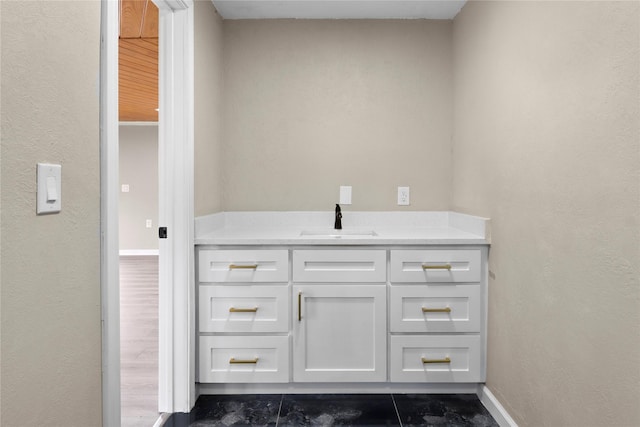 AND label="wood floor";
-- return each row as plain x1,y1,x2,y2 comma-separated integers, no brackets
120,255,160,427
